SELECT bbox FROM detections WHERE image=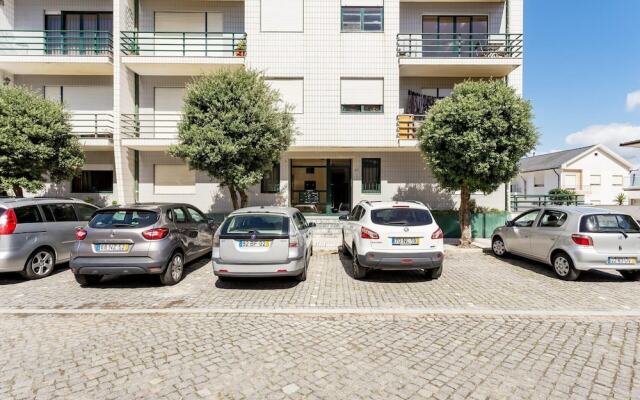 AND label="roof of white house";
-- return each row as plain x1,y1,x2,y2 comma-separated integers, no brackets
519,144,634,173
